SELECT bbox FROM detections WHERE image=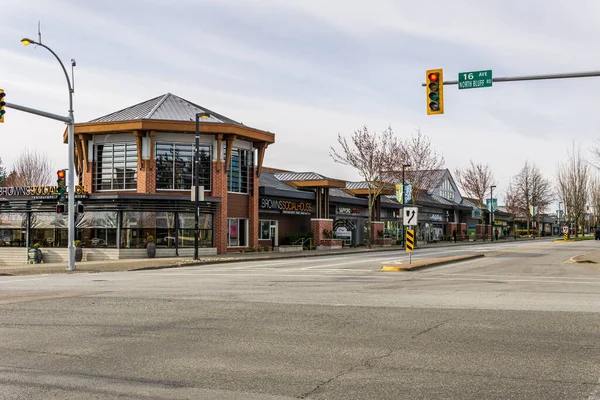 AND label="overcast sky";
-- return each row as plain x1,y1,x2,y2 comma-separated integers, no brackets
3,0,600,203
